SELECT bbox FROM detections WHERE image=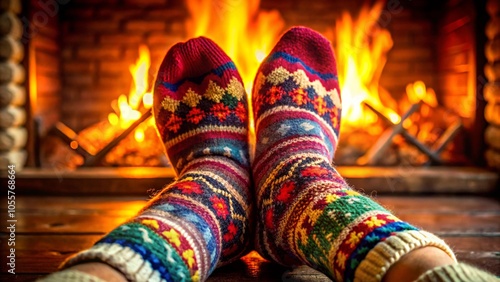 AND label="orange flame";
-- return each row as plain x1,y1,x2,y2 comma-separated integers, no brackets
185,0,284,92
407,80,438,107
108,45,153,142
331,2,400,133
